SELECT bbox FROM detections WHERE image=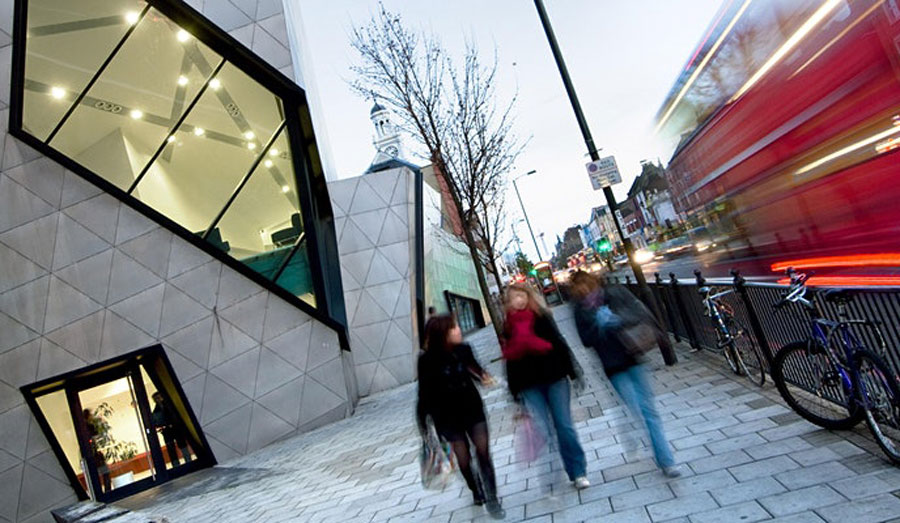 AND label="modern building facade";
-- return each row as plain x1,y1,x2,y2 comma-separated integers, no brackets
0,1,360,520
